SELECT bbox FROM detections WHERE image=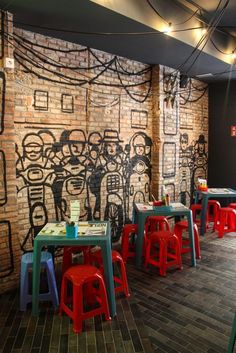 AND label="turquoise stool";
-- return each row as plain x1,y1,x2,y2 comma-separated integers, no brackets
228,313,236,353
20,251,59,311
